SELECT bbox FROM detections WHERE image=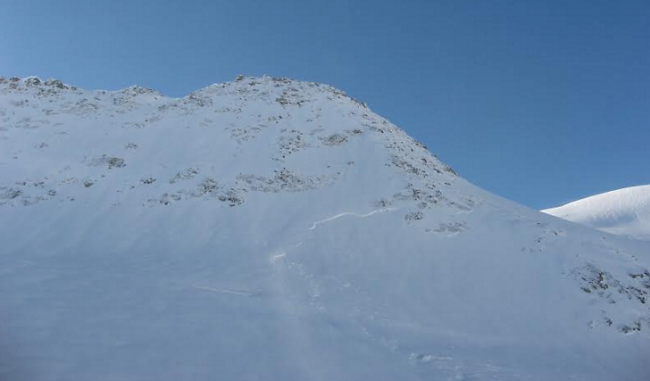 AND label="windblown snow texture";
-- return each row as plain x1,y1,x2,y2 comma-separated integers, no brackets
1,75,649,381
